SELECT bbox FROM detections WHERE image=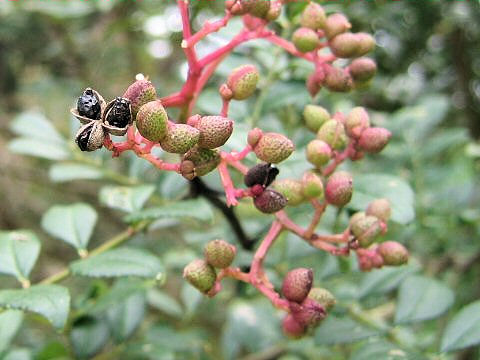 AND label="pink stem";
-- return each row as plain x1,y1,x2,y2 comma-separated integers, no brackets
186,13,233,47
218,161,239,207
265,34,314,61
322,141,356,177
221,99,230,117
177,0,198,69
304,200,327,239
